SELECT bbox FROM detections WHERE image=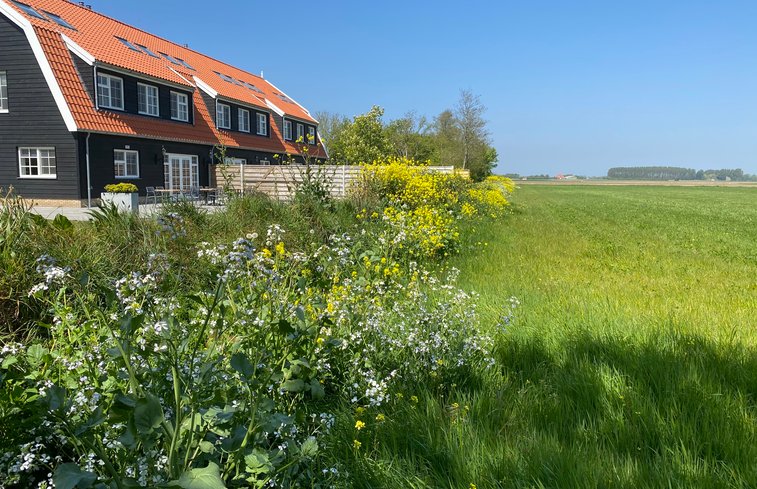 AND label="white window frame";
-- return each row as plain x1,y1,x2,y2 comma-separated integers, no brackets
170,91,189,122
308,127,316,145
223,157,247,165
0,71,7,113
283,120,292,140
114,149,140,179
257,113,267,136
137,83,159,117
96,73,124,110
18,147,56,179
296,123,304,142
238,108,250,133
217,102,231,129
